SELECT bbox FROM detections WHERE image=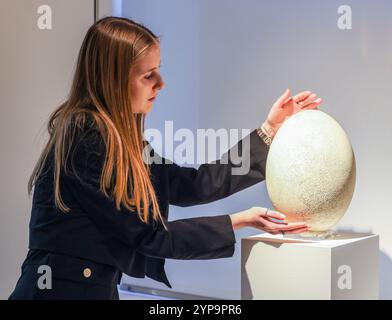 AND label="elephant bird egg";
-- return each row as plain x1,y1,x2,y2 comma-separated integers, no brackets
265,110,356,234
